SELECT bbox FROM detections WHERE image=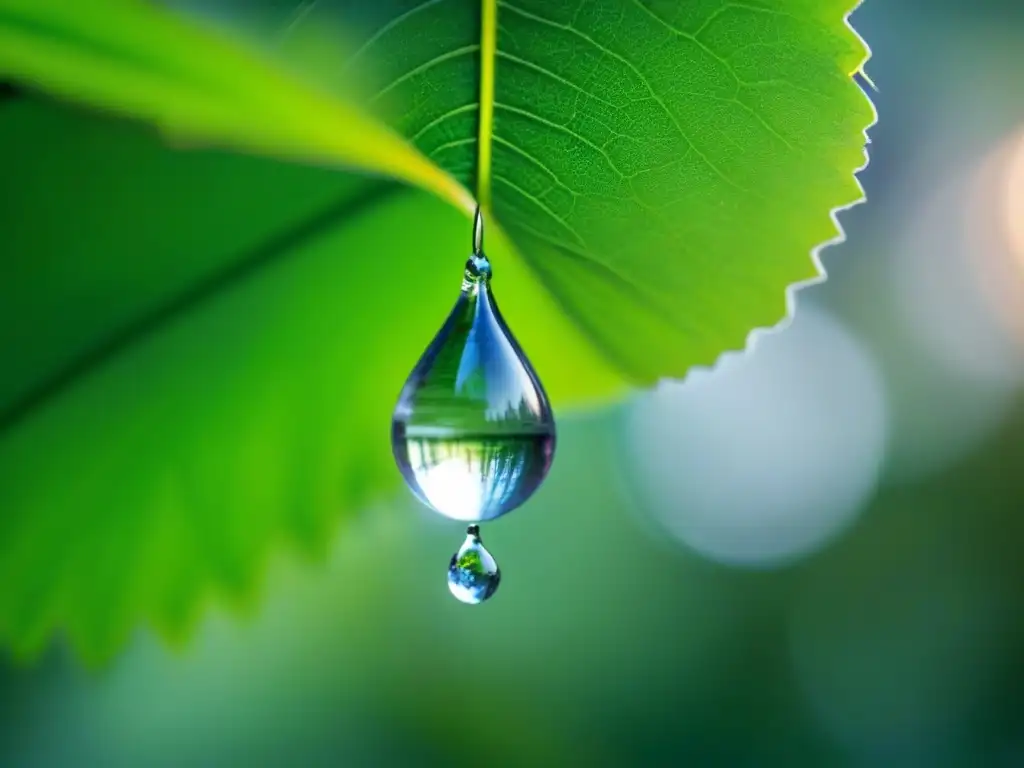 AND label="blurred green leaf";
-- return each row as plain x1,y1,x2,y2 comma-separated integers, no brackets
0,100,620,663
0,0,873,661
0,0,474,209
